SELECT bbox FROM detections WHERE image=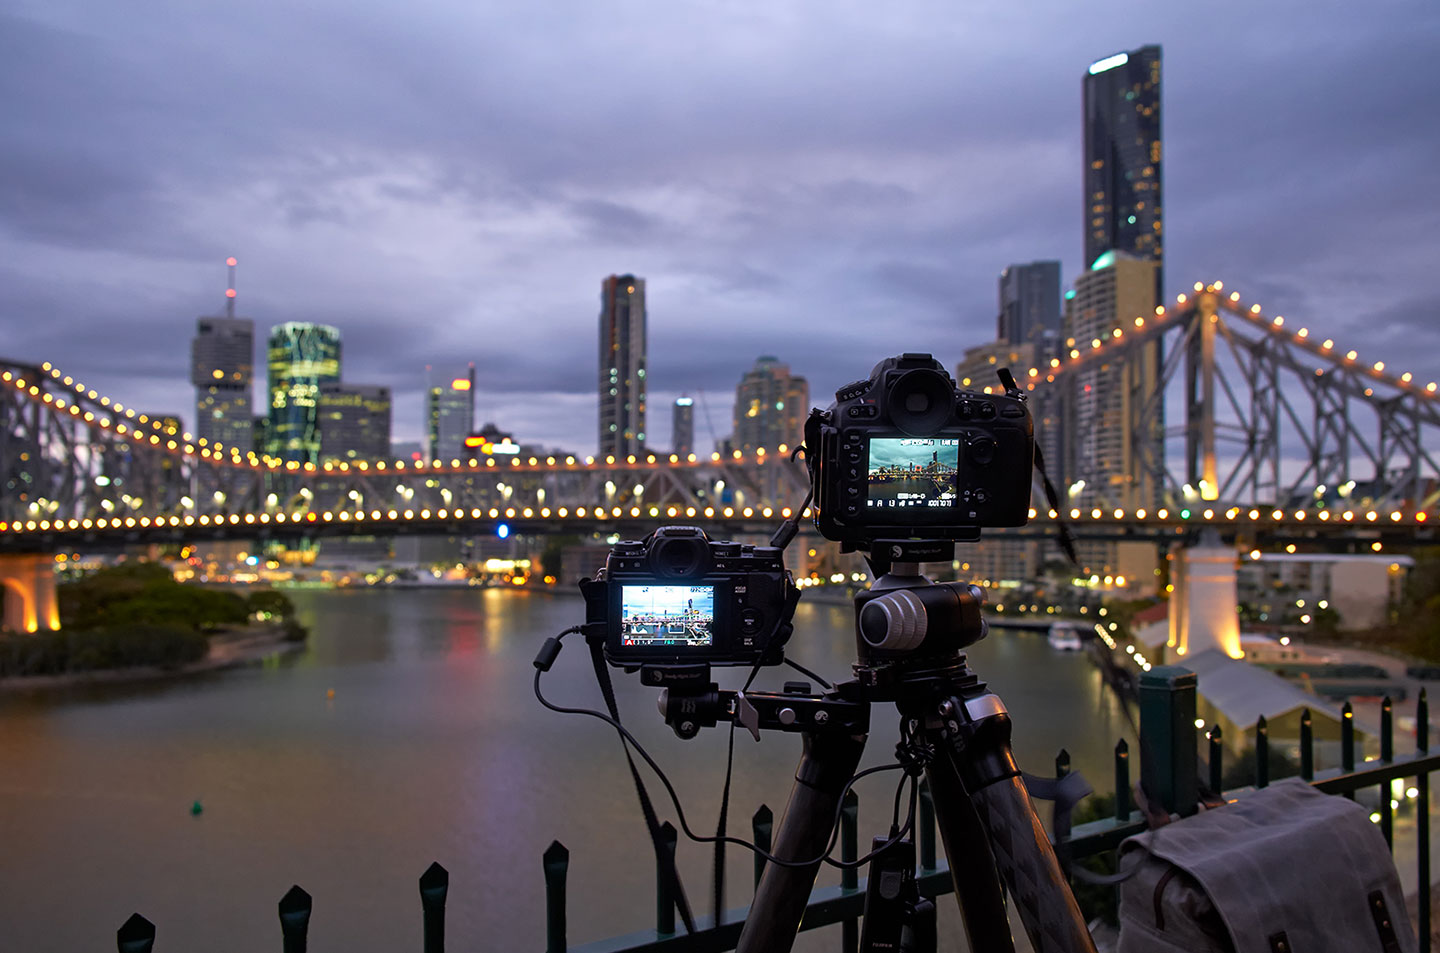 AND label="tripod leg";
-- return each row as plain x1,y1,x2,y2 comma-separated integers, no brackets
736,729,867,953
924,753,1017,953
942,695,1098,953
